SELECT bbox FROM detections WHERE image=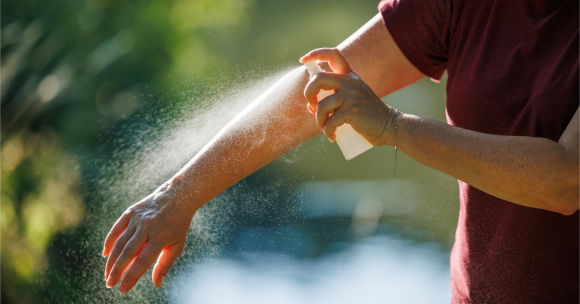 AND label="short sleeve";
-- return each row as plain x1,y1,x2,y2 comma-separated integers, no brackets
379,0,452,81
